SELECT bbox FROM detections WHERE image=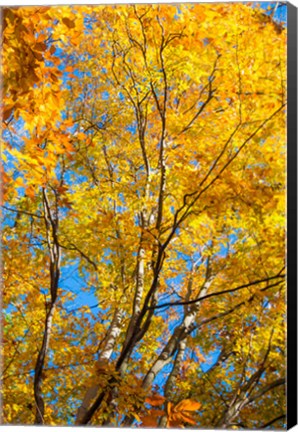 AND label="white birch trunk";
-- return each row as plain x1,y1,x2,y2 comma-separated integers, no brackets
75,308,124,424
